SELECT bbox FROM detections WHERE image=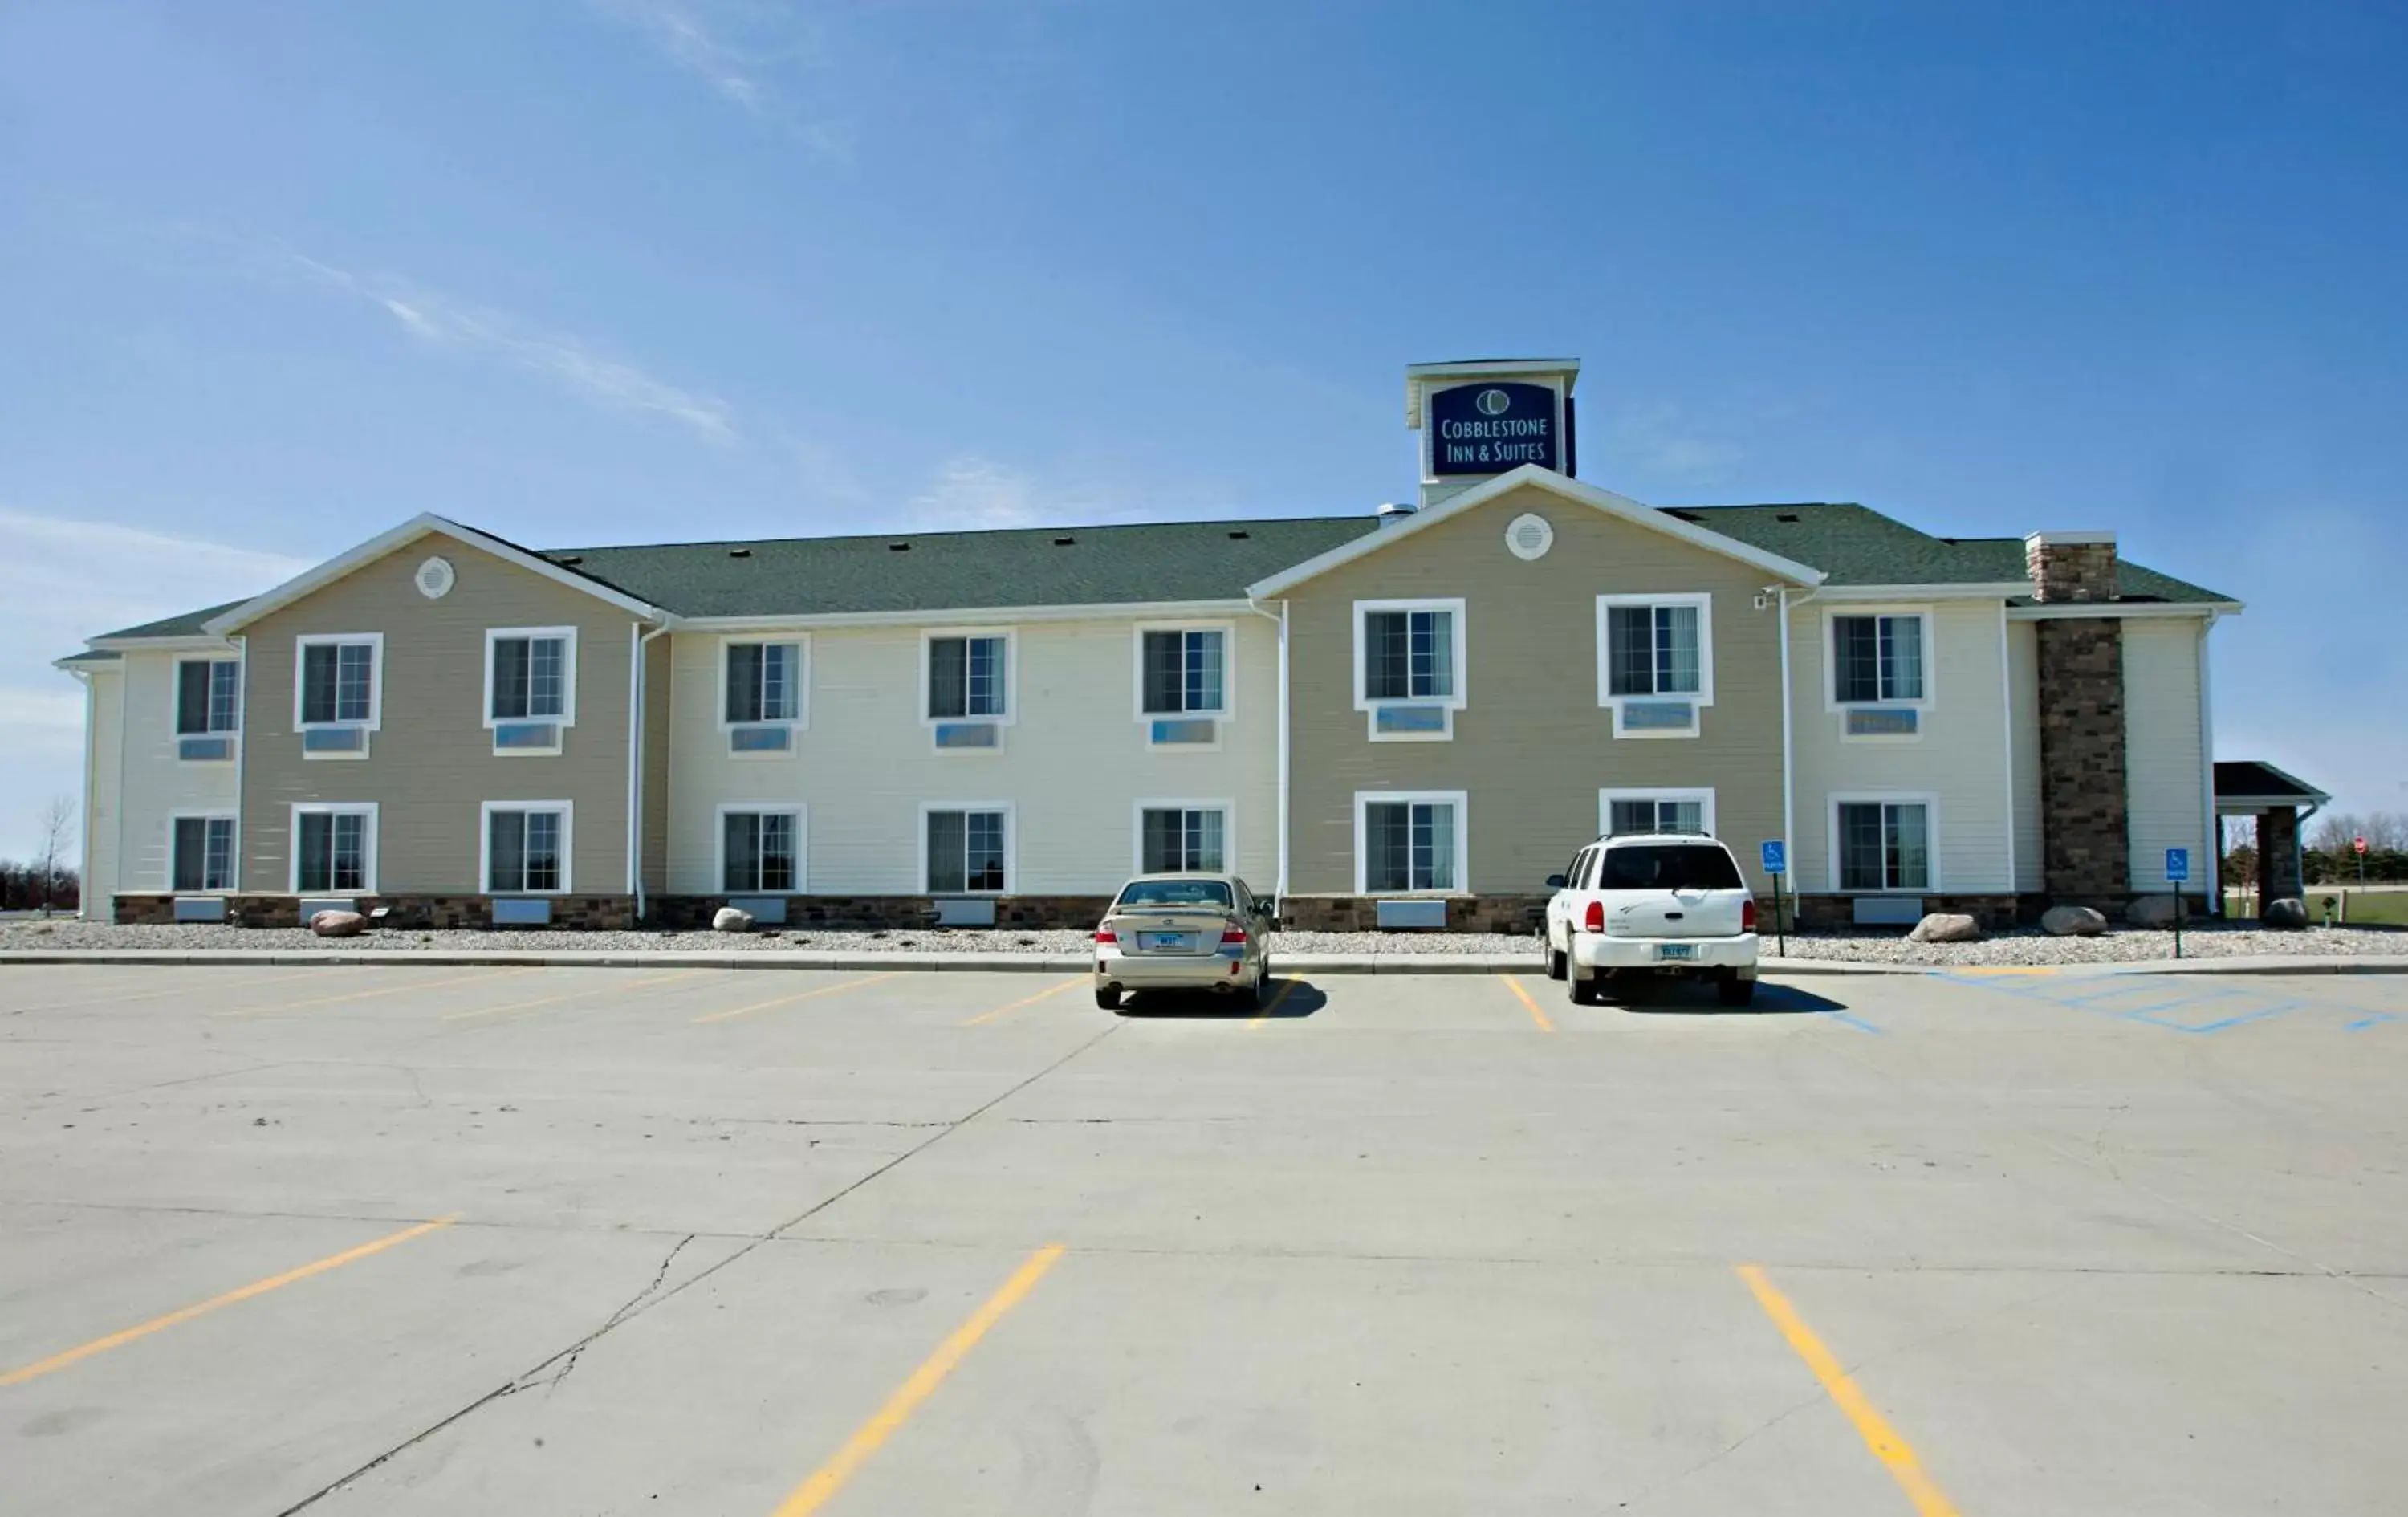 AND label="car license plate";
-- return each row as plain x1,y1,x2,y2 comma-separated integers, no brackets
1657,943,1696,961
1140,932,1192,952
